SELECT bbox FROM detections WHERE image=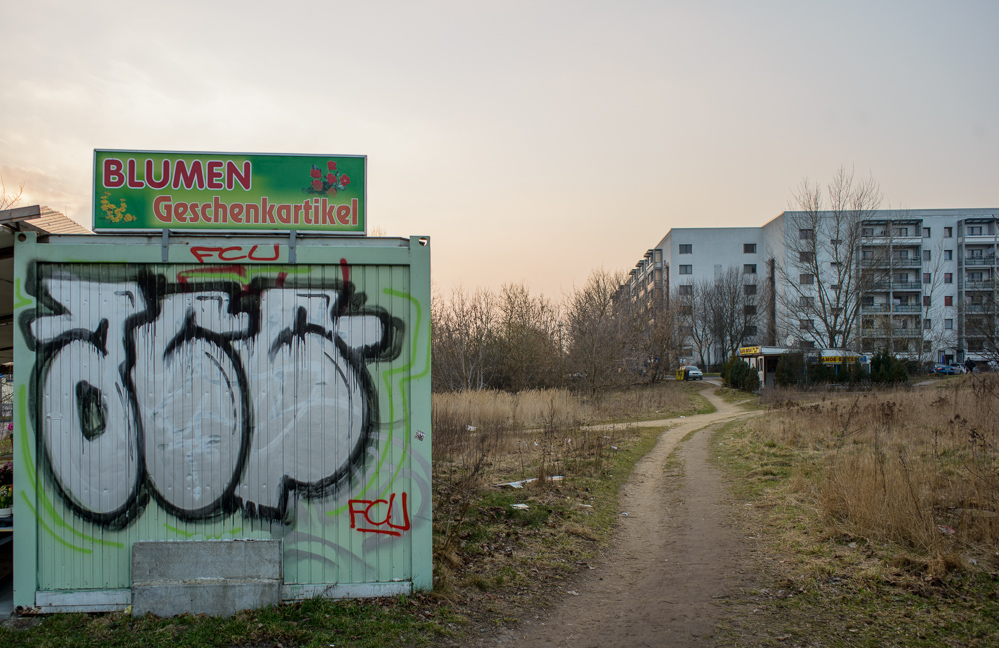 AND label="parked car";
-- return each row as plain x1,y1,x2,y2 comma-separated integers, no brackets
677,366,703,381
933,364,956,375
